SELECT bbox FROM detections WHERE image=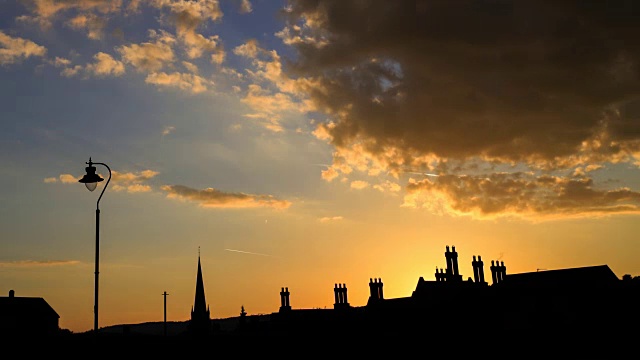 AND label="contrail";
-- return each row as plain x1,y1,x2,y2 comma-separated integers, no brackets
225,248,273,257
406,172,439,177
